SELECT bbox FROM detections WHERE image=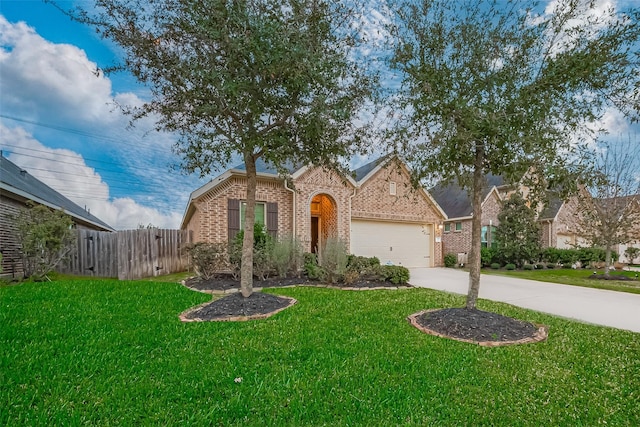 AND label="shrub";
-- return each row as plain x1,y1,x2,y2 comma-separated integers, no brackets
318,238,348,284
14,202,75,280
379,265,410,284
303,253,325,280
444,253,457,268
624,247,640,265
546,263,556,269
270,236,304,278
185,242,229,280
229,223,274,280
490,263,501,269
505,263,516,270
536,263,545,270
481,247,497,267
347,255,380,274
523,264,535,270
